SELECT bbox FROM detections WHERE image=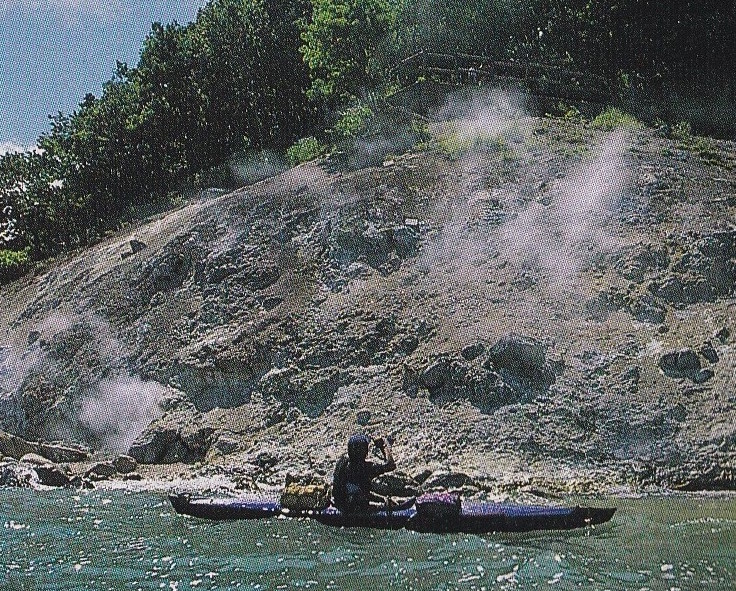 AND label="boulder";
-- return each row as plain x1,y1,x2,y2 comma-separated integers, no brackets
693,369,715,384
372,472,420,497
128,425,179,464
700,342,719,364
484,334,555,388
658,349,701,378
19,453,53,466
715,327,730,344
0,431,91,463
419,358,452,392
0,430,35,459
631,299,666,324
461,343,485,361
37,442,91,463
34,464,72,487
84,462,117,480
128,411,213,464
213,434,240,455
0,460,37,488
113,455,138,474
648,277,684,304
